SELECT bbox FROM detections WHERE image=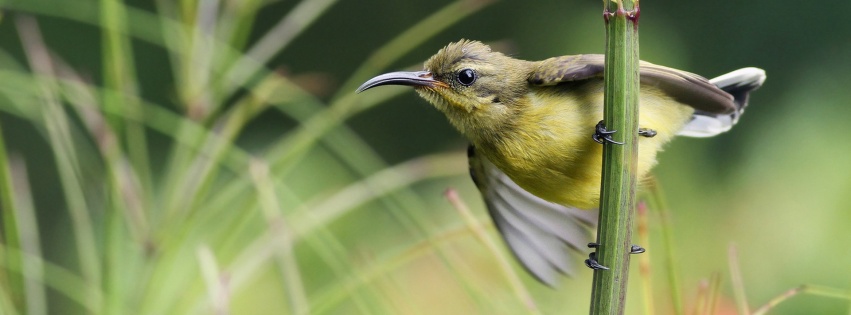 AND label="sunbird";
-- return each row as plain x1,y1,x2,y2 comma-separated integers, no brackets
357,40,765,286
